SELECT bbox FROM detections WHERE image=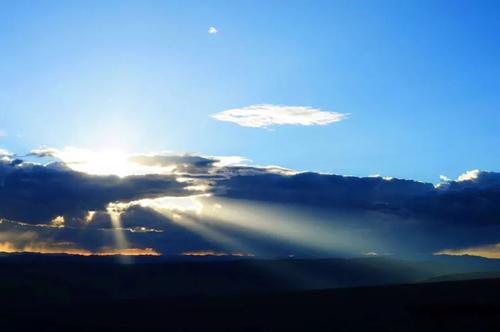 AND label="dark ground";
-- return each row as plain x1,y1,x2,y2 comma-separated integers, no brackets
0,255,499,331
